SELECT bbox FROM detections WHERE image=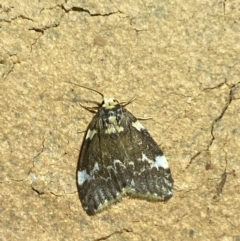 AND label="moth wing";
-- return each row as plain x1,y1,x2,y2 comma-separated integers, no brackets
77,114,127,215
115,109,174,200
